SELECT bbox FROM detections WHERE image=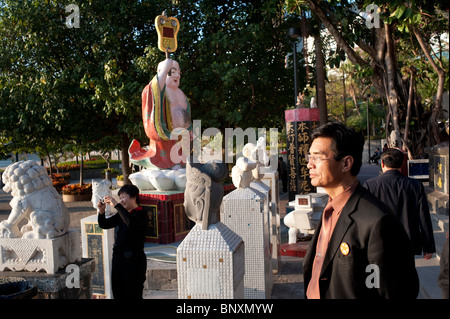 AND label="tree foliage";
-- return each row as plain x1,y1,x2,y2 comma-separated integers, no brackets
3,0,445,169
1,0,302,175
176,0,301,130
